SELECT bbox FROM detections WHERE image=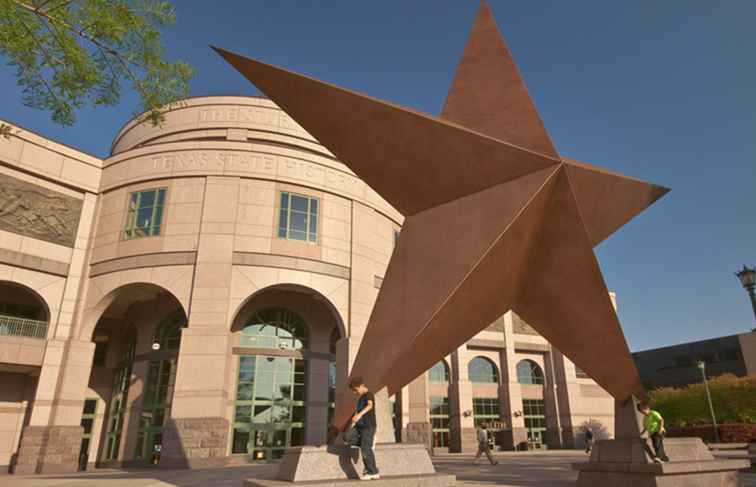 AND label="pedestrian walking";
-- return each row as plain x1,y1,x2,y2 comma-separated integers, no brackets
584,427,594,454
349,377,380,480
473,423,498,465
